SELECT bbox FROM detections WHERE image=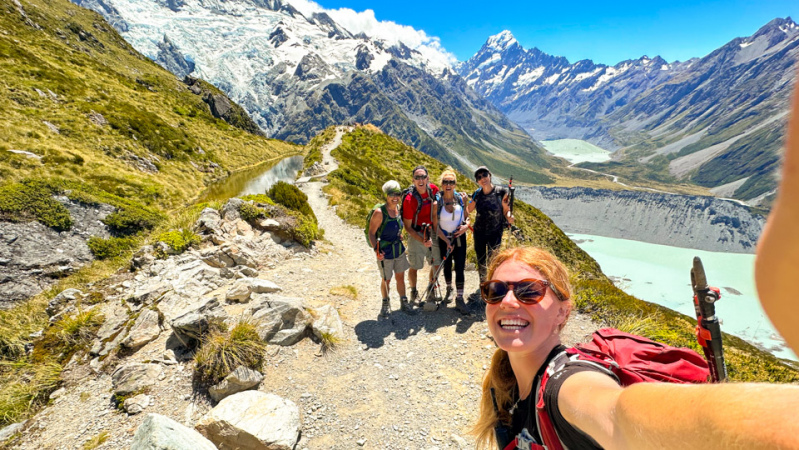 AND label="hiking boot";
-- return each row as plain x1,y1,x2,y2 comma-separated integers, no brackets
379,298,391,318
409,288,419,304
400,296,417,315
441,286,453,304
455,295,469,315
